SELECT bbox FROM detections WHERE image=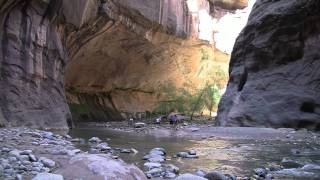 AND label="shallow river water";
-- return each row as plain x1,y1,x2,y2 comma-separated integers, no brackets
69,128,320,178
